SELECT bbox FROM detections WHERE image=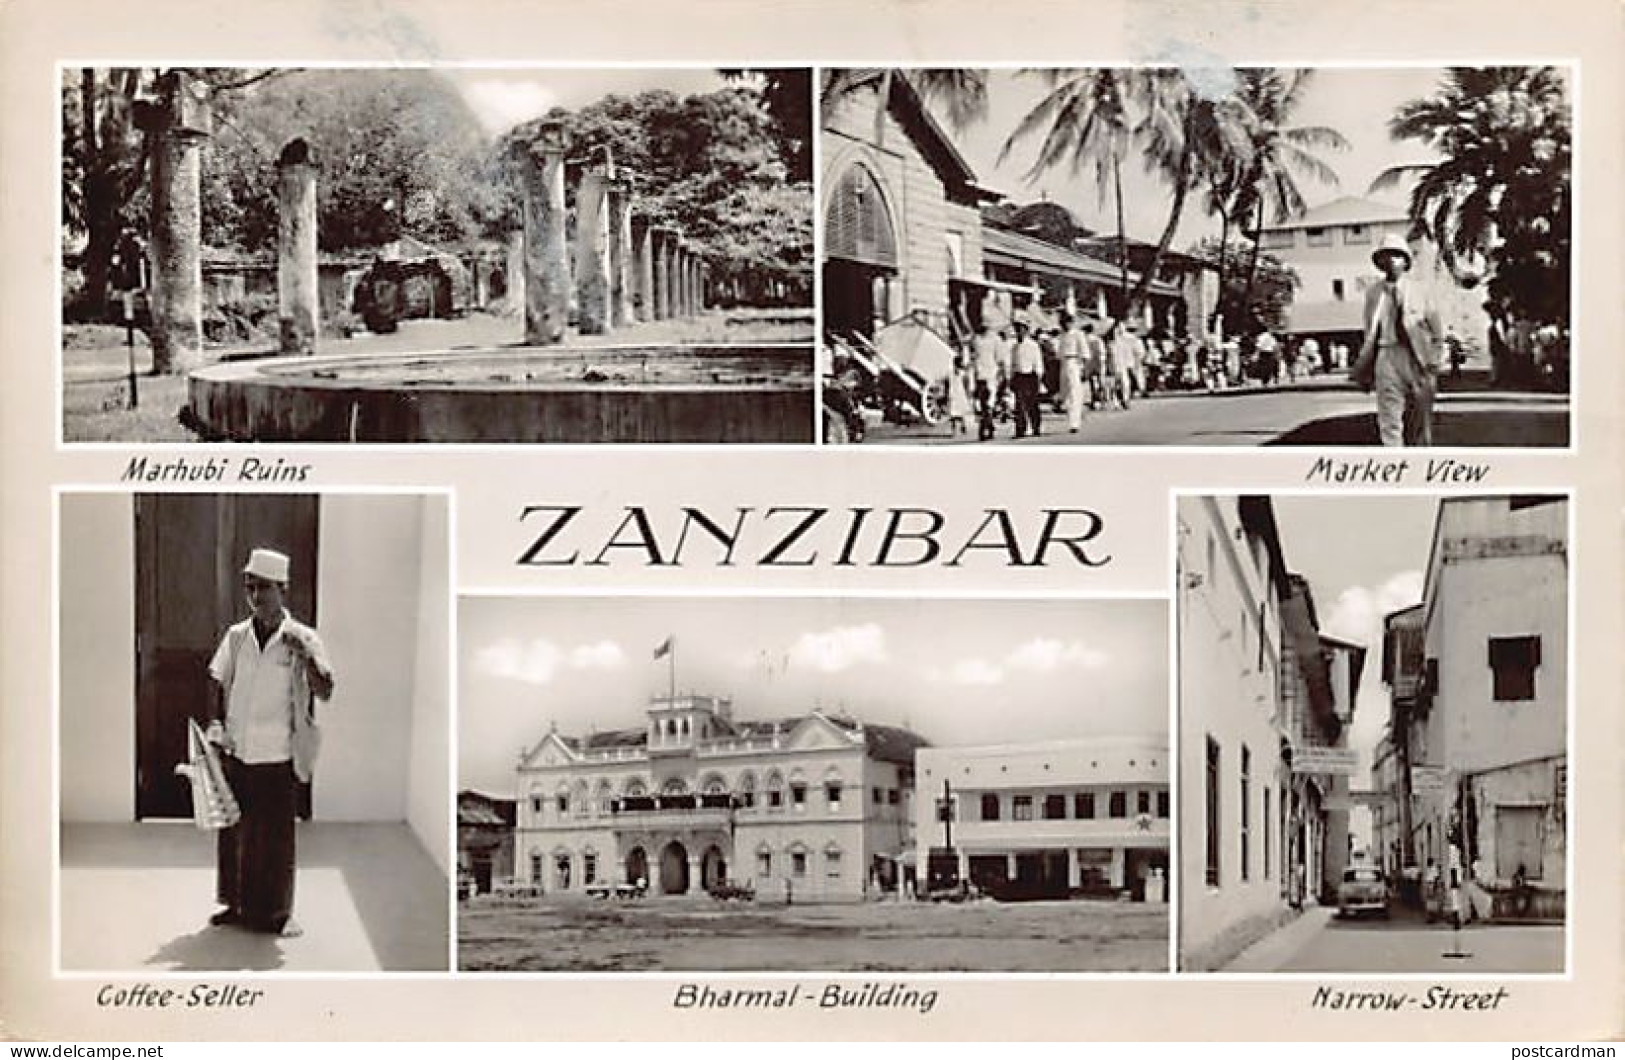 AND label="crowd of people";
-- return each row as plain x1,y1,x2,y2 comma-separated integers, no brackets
941,312,1356,442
